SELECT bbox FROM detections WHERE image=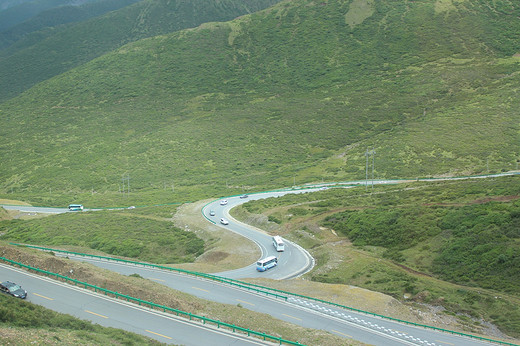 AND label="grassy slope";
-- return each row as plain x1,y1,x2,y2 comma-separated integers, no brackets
0,206,205,263
0,0,519,207
232,175,520,337
0,0,282,101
